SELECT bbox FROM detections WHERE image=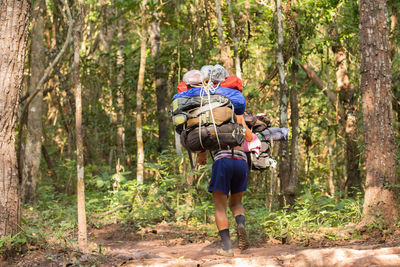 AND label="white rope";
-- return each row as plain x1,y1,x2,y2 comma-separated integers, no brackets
199,73,222,150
